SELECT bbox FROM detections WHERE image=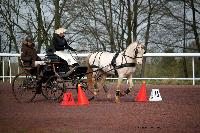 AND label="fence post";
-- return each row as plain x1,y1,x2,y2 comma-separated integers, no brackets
9,59,11,83
192,57,195,85
2,58,4,82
